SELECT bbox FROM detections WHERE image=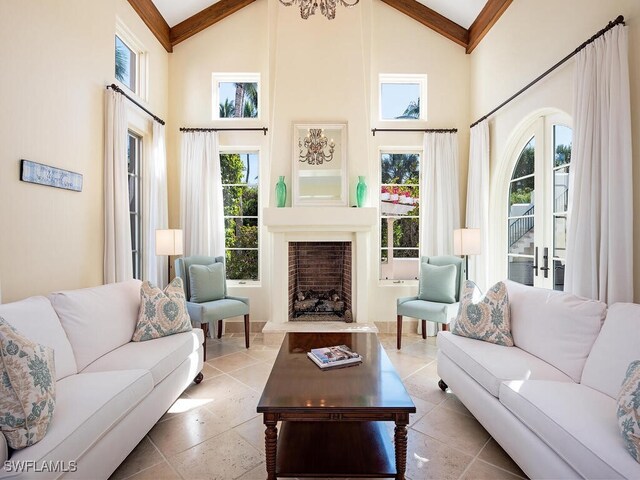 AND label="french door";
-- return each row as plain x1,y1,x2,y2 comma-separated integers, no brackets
507,114,572,290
